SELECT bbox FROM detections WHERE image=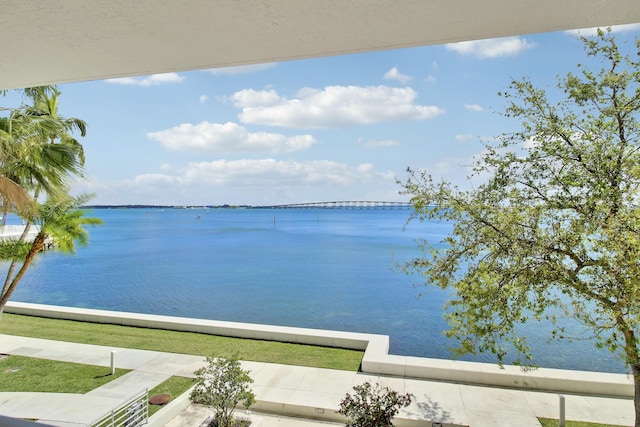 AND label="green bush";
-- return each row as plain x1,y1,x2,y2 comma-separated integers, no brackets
190,354,255,427
338,381,412,427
